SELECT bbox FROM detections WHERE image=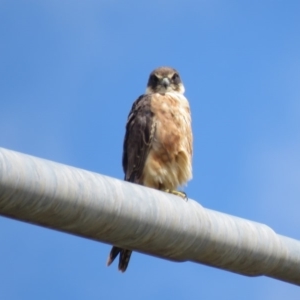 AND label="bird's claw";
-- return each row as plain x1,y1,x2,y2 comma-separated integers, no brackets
164,189,188,201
